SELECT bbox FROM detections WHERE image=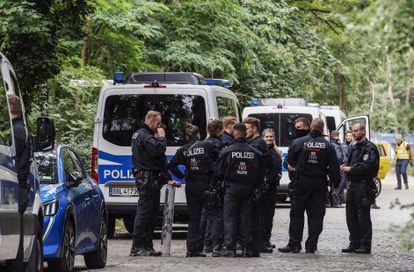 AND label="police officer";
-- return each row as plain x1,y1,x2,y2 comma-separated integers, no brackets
214,123,264,257
221,116,237,147
279,118,340,254
341,123,379,254
243,117,269,255
262,128,282,252
329,130,345,207
130,111,181,257
286,117,311,196
168,120,224,257
8,95,31,189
